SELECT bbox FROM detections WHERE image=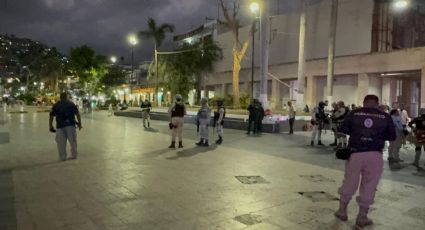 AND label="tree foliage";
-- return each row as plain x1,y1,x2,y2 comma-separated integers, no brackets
139,17,175,48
